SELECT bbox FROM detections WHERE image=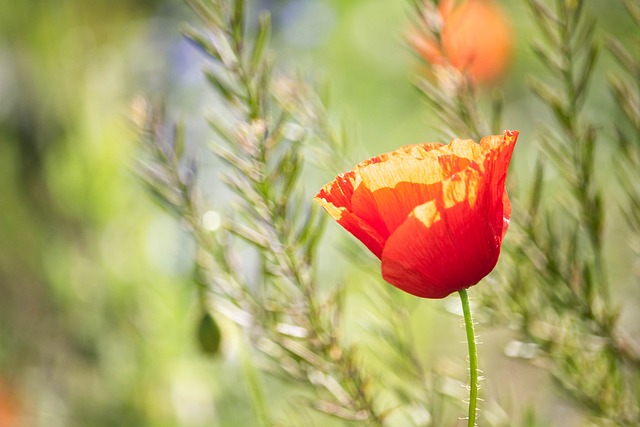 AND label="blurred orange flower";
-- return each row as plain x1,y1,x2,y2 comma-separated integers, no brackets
315,130,518,298
408,0,513,83
0,383,20,427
